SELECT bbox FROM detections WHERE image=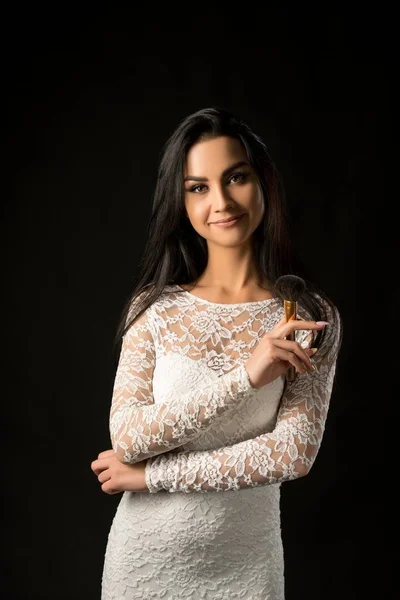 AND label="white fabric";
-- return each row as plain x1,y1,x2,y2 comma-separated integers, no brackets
101,284,340,599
